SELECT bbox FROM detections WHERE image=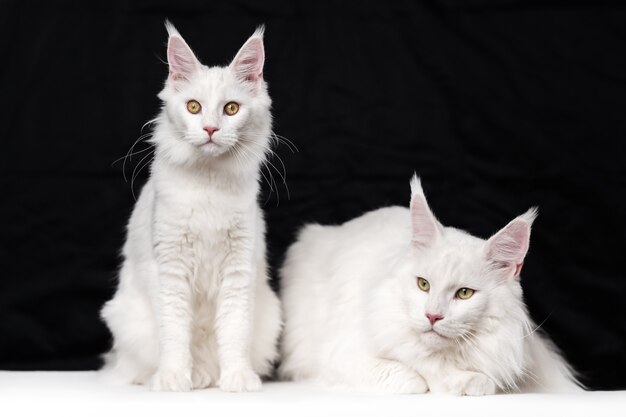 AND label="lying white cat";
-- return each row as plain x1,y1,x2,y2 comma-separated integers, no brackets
280,175,580,395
